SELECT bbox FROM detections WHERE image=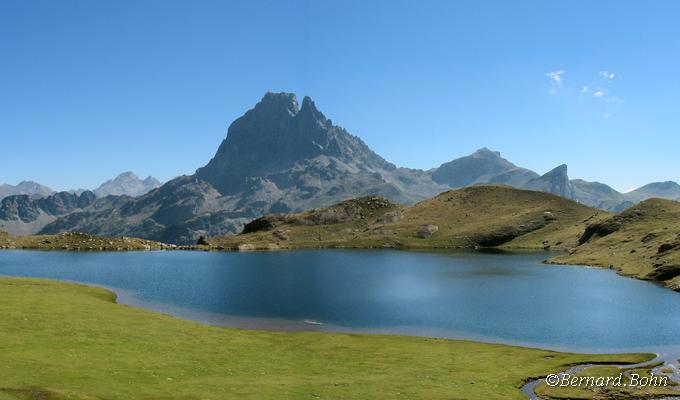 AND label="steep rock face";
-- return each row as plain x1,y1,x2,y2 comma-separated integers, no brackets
94,172,161,198
432,148,538,188
523,164,574,199
0,181,54,200
197,93,400,194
